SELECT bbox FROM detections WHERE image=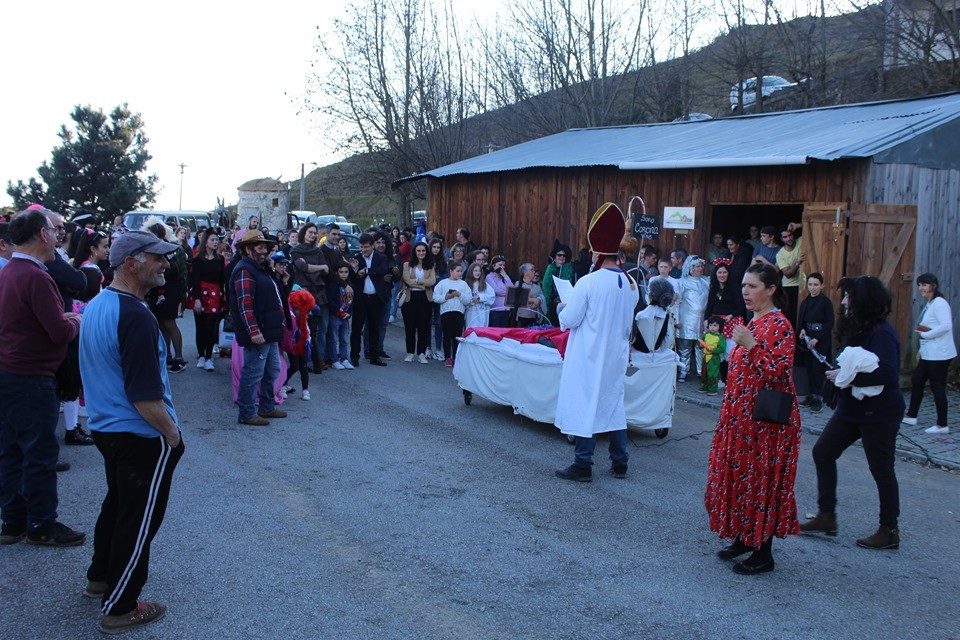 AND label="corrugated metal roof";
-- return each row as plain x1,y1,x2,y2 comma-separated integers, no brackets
398,93,960,183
